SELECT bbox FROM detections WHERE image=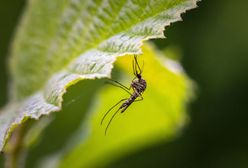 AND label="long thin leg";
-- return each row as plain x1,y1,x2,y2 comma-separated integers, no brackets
101,98,127,125
134,58,138,75
104,96,144,134
134,55,142,74
105,107,122,135
132,59,136,76
108,79,131,90
105,81,132,95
